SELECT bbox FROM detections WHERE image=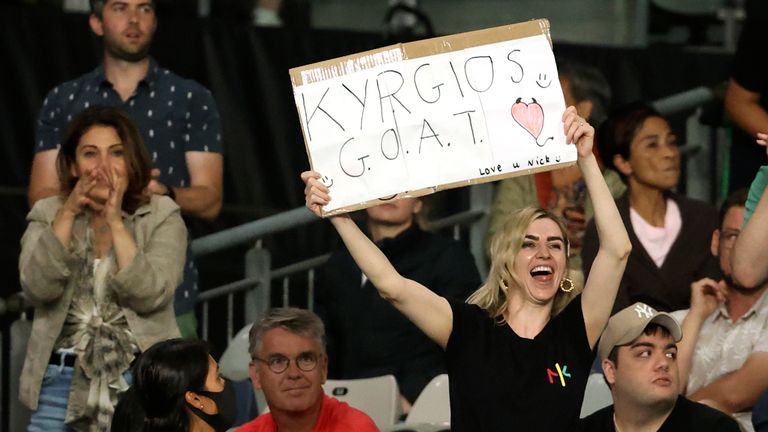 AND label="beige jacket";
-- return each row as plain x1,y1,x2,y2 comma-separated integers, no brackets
18,195,185,410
